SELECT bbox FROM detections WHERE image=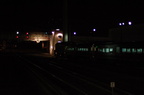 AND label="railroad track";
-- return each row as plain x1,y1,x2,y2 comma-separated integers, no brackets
15,53,135,95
